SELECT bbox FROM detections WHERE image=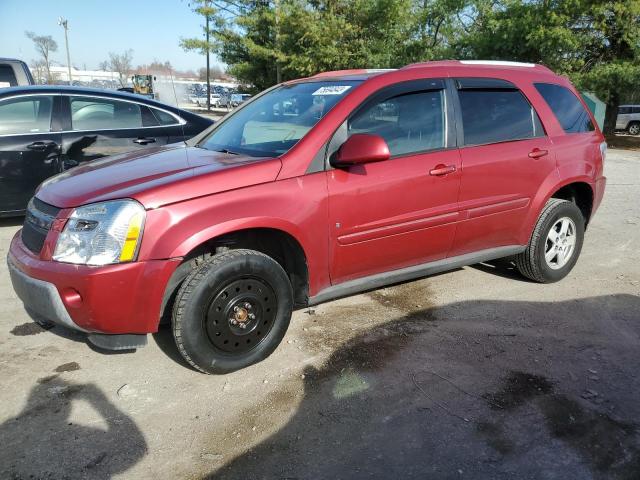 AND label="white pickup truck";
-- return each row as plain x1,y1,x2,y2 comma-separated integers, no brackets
0,58,35,88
